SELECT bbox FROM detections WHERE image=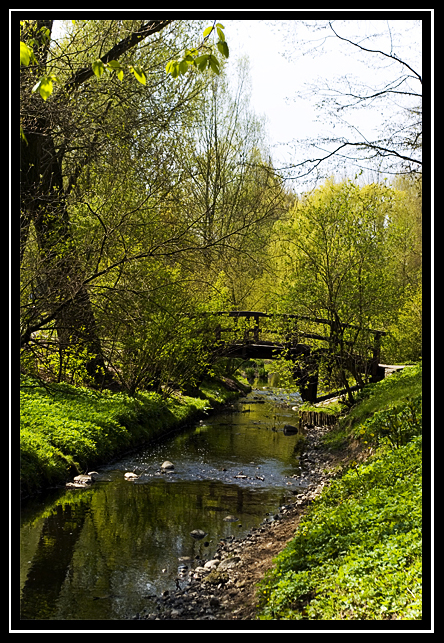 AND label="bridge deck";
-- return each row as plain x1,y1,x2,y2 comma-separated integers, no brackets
209,311,387,403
